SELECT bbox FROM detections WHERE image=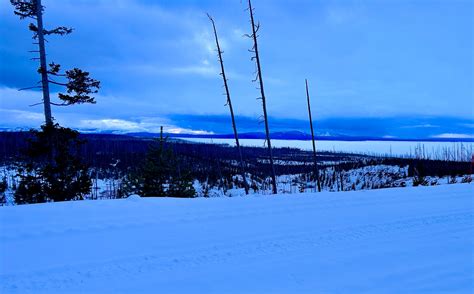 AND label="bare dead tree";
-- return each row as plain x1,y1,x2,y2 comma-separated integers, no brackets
305,79,321,192
245,0,277,194
207,14,249,195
